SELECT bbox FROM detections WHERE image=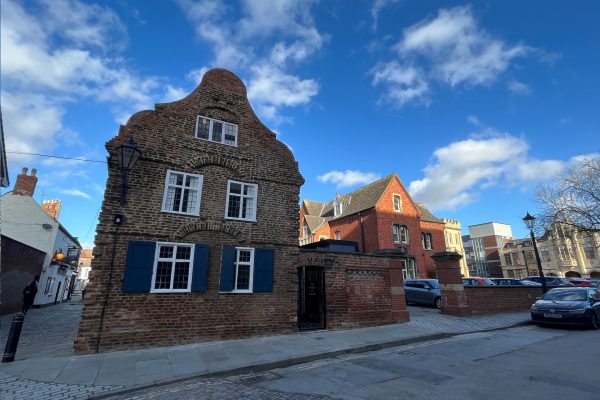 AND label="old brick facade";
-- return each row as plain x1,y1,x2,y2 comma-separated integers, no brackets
75,69,304,353
300,174,446,279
